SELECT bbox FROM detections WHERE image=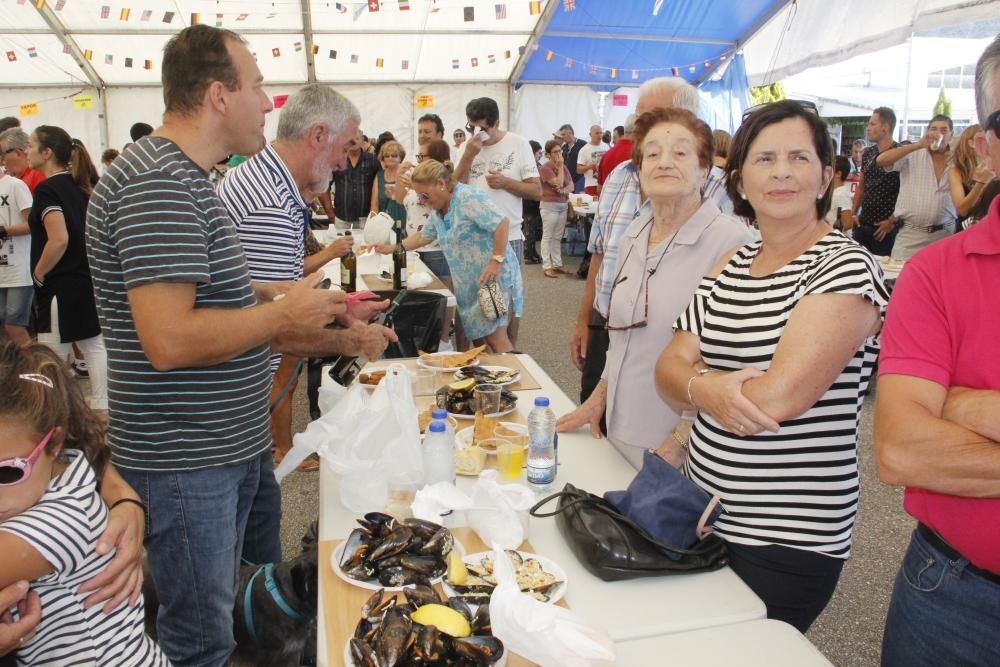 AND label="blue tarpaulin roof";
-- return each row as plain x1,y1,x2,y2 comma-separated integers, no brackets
518,0,790,89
